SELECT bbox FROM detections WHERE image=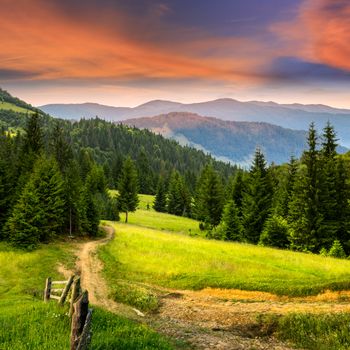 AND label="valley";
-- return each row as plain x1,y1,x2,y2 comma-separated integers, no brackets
3,200,350,349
